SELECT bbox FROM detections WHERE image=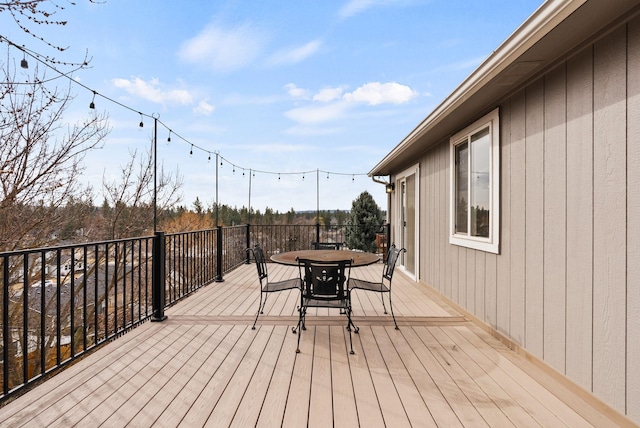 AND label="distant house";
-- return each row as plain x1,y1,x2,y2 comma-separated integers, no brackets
370,0,640,424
